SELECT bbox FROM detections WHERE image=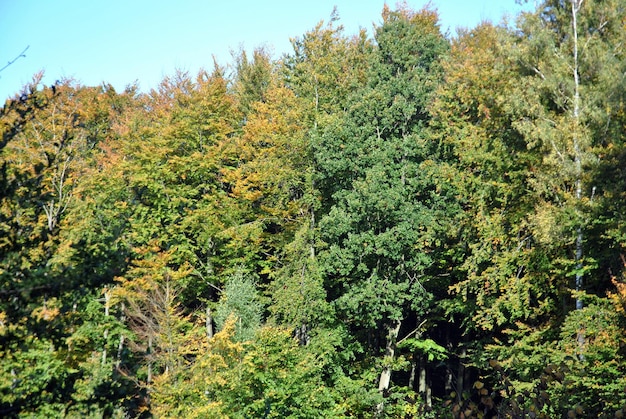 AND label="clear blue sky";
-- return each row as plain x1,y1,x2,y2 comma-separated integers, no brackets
0,0,532,101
